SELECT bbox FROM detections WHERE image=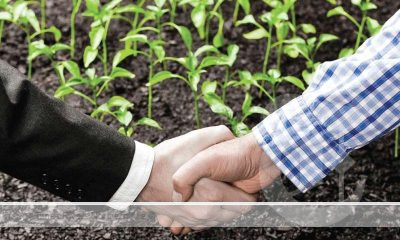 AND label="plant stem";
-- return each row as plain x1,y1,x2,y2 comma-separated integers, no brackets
70,0,82,58
132,0,145,55
40,0,46,37
170,0,176,23
102,18,111,76
147,51,154,118
26,29,32,80
0,20,4,48
194,92,201,128
277,41,283,71
395,128,399,159
222,66,229,102
355,11,367,50
262,24,273,74
290,5,296,37
233,0,240,23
